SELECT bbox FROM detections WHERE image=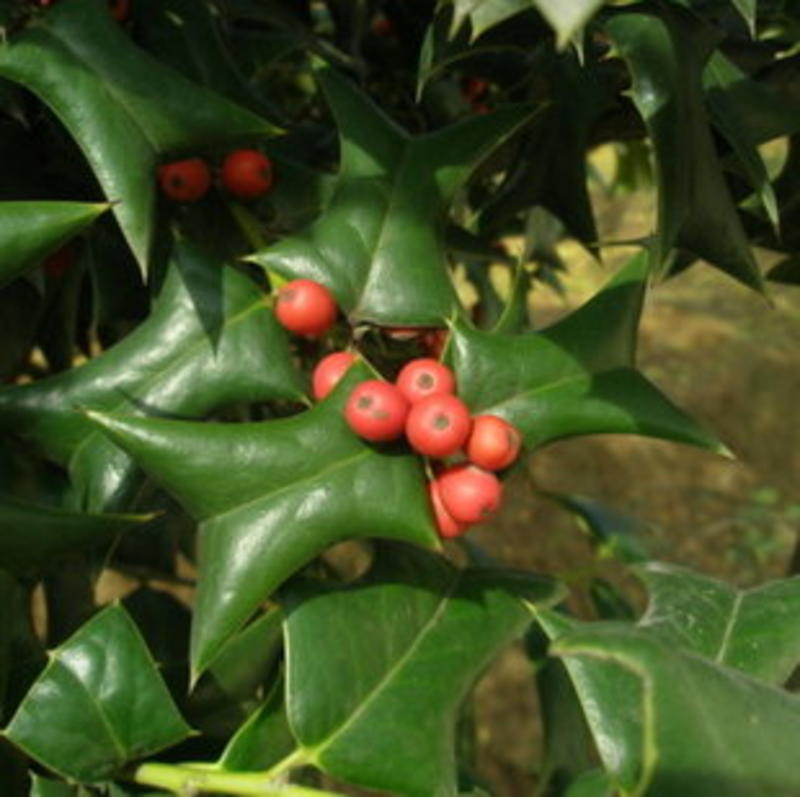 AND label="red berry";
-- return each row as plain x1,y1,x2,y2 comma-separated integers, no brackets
371,16,394,36
221,149,274,200
462,76,490,102
466,415,522,471
42,242,79,278
312,351,356,401
405,394,471,459
428,480,467,540
109,0,130,21
158,158,211,202
437,464,503,524
345,380,410,442
396,358,456,404
274,279,338,338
